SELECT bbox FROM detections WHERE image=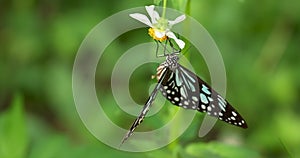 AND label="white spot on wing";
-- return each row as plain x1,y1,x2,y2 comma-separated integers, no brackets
184,101,189,105
232,111,237,116
218,112,223,116
201,104,206,110
192,96,198,102
174,87,178,92
207,106,212,111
